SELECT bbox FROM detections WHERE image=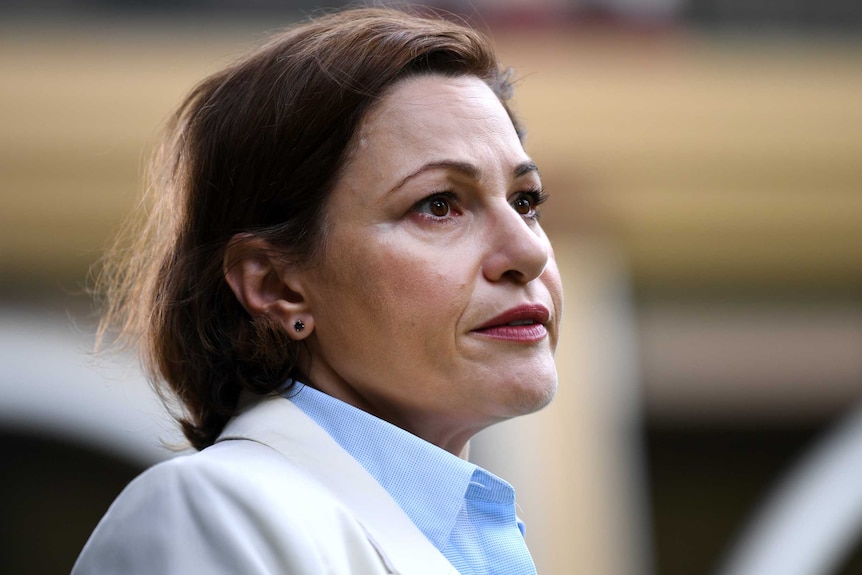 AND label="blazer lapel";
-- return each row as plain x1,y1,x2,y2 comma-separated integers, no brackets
218,394,458,574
